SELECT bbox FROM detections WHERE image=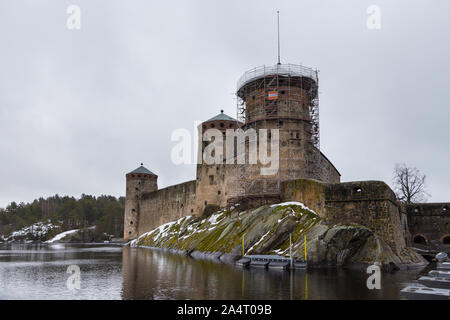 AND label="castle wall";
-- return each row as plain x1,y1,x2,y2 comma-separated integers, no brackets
405,203,450,248
281,179,406,252
281,179,326,215
128,174,448,256
317,152,341,184
323,181,405,252
137,180,196,236
195,164,228,213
